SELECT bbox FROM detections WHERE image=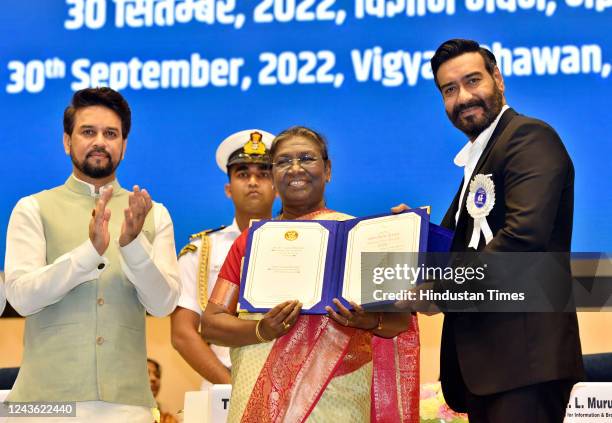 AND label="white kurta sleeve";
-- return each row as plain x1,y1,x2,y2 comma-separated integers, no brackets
118,202,181,317
5,196,108,316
